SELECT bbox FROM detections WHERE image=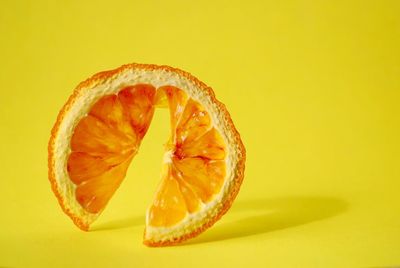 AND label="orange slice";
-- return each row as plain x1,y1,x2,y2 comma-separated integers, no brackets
48,64,246,246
